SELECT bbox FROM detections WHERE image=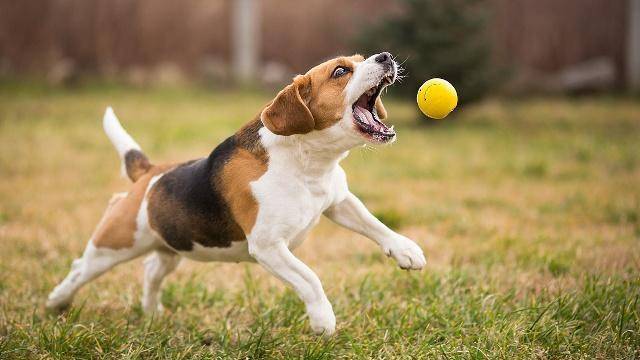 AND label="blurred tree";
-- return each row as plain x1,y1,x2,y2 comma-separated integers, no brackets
356,0,495,106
